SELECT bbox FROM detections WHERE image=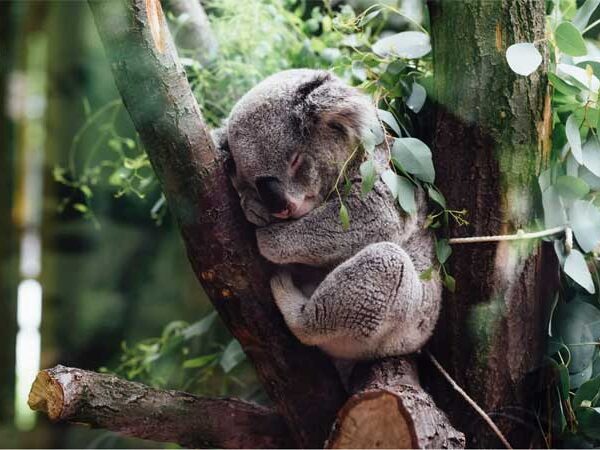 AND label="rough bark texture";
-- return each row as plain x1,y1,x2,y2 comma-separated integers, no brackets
428,1,554,447
28,365,293,449
163,0,218,65
327,358,465,449
87,0,346,447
